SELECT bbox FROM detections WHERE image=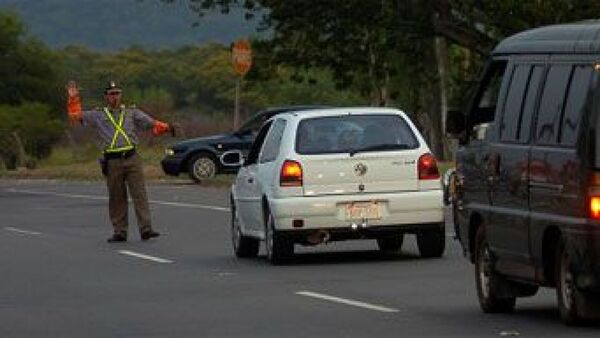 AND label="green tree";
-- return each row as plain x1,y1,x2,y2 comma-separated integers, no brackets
0,11,63,110
0,11,64,166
